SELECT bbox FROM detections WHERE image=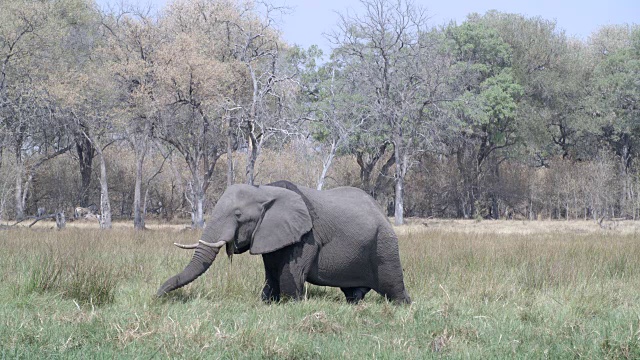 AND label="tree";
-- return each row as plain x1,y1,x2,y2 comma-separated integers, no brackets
329,0,435,225
156,0,243,228
228,1,297,185
589,25,640,216
0,1,52,220
297,46,368,190
480,11,591,164
101,5,164,230
444,15,523,218
0,0,95,220
61,61,119,230
39,12,120,229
